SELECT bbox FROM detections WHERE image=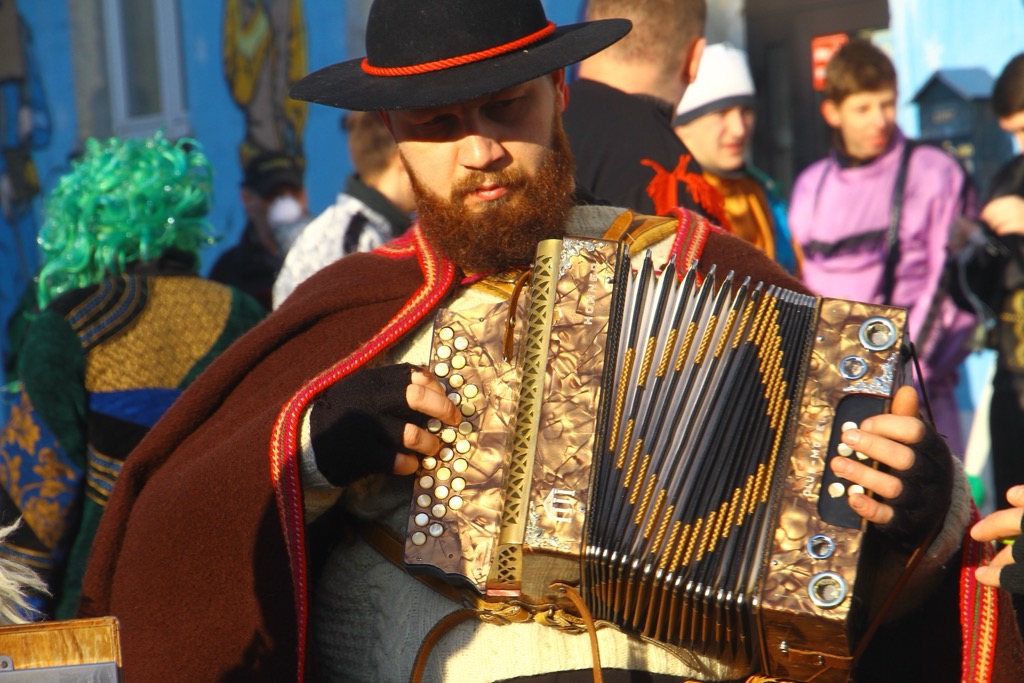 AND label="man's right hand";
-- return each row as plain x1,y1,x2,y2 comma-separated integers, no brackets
309,363,461,486
393,368,462,474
